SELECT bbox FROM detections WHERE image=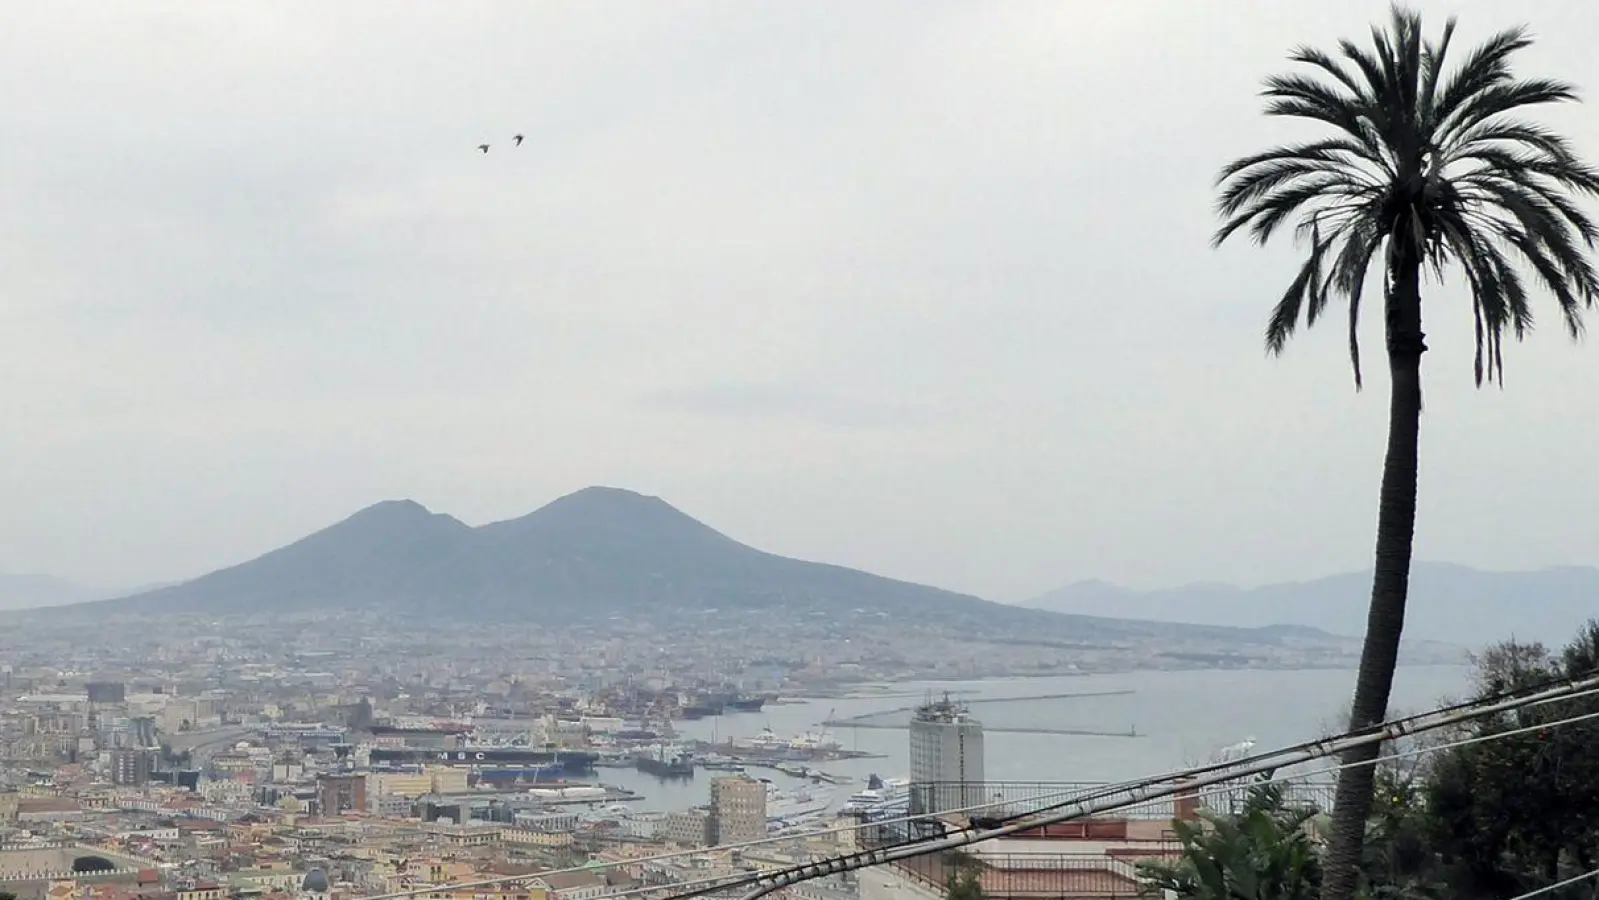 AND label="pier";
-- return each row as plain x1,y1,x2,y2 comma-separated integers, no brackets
822,689,1139,737
819,721,1138,737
